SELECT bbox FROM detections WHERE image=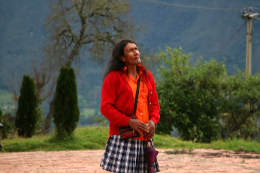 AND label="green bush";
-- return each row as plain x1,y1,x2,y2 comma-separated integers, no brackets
0,111,13,139
219,71,260,139
15,75,38,138
53,66,79,136
155,47,260,142
156,47,226,143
